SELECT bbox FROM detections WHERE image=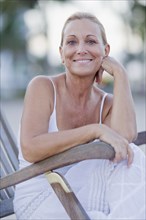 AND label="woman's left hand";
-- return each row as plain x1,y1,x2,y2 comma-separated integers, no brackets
101,56,126,77
98,124,134,167
95,56,126,83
